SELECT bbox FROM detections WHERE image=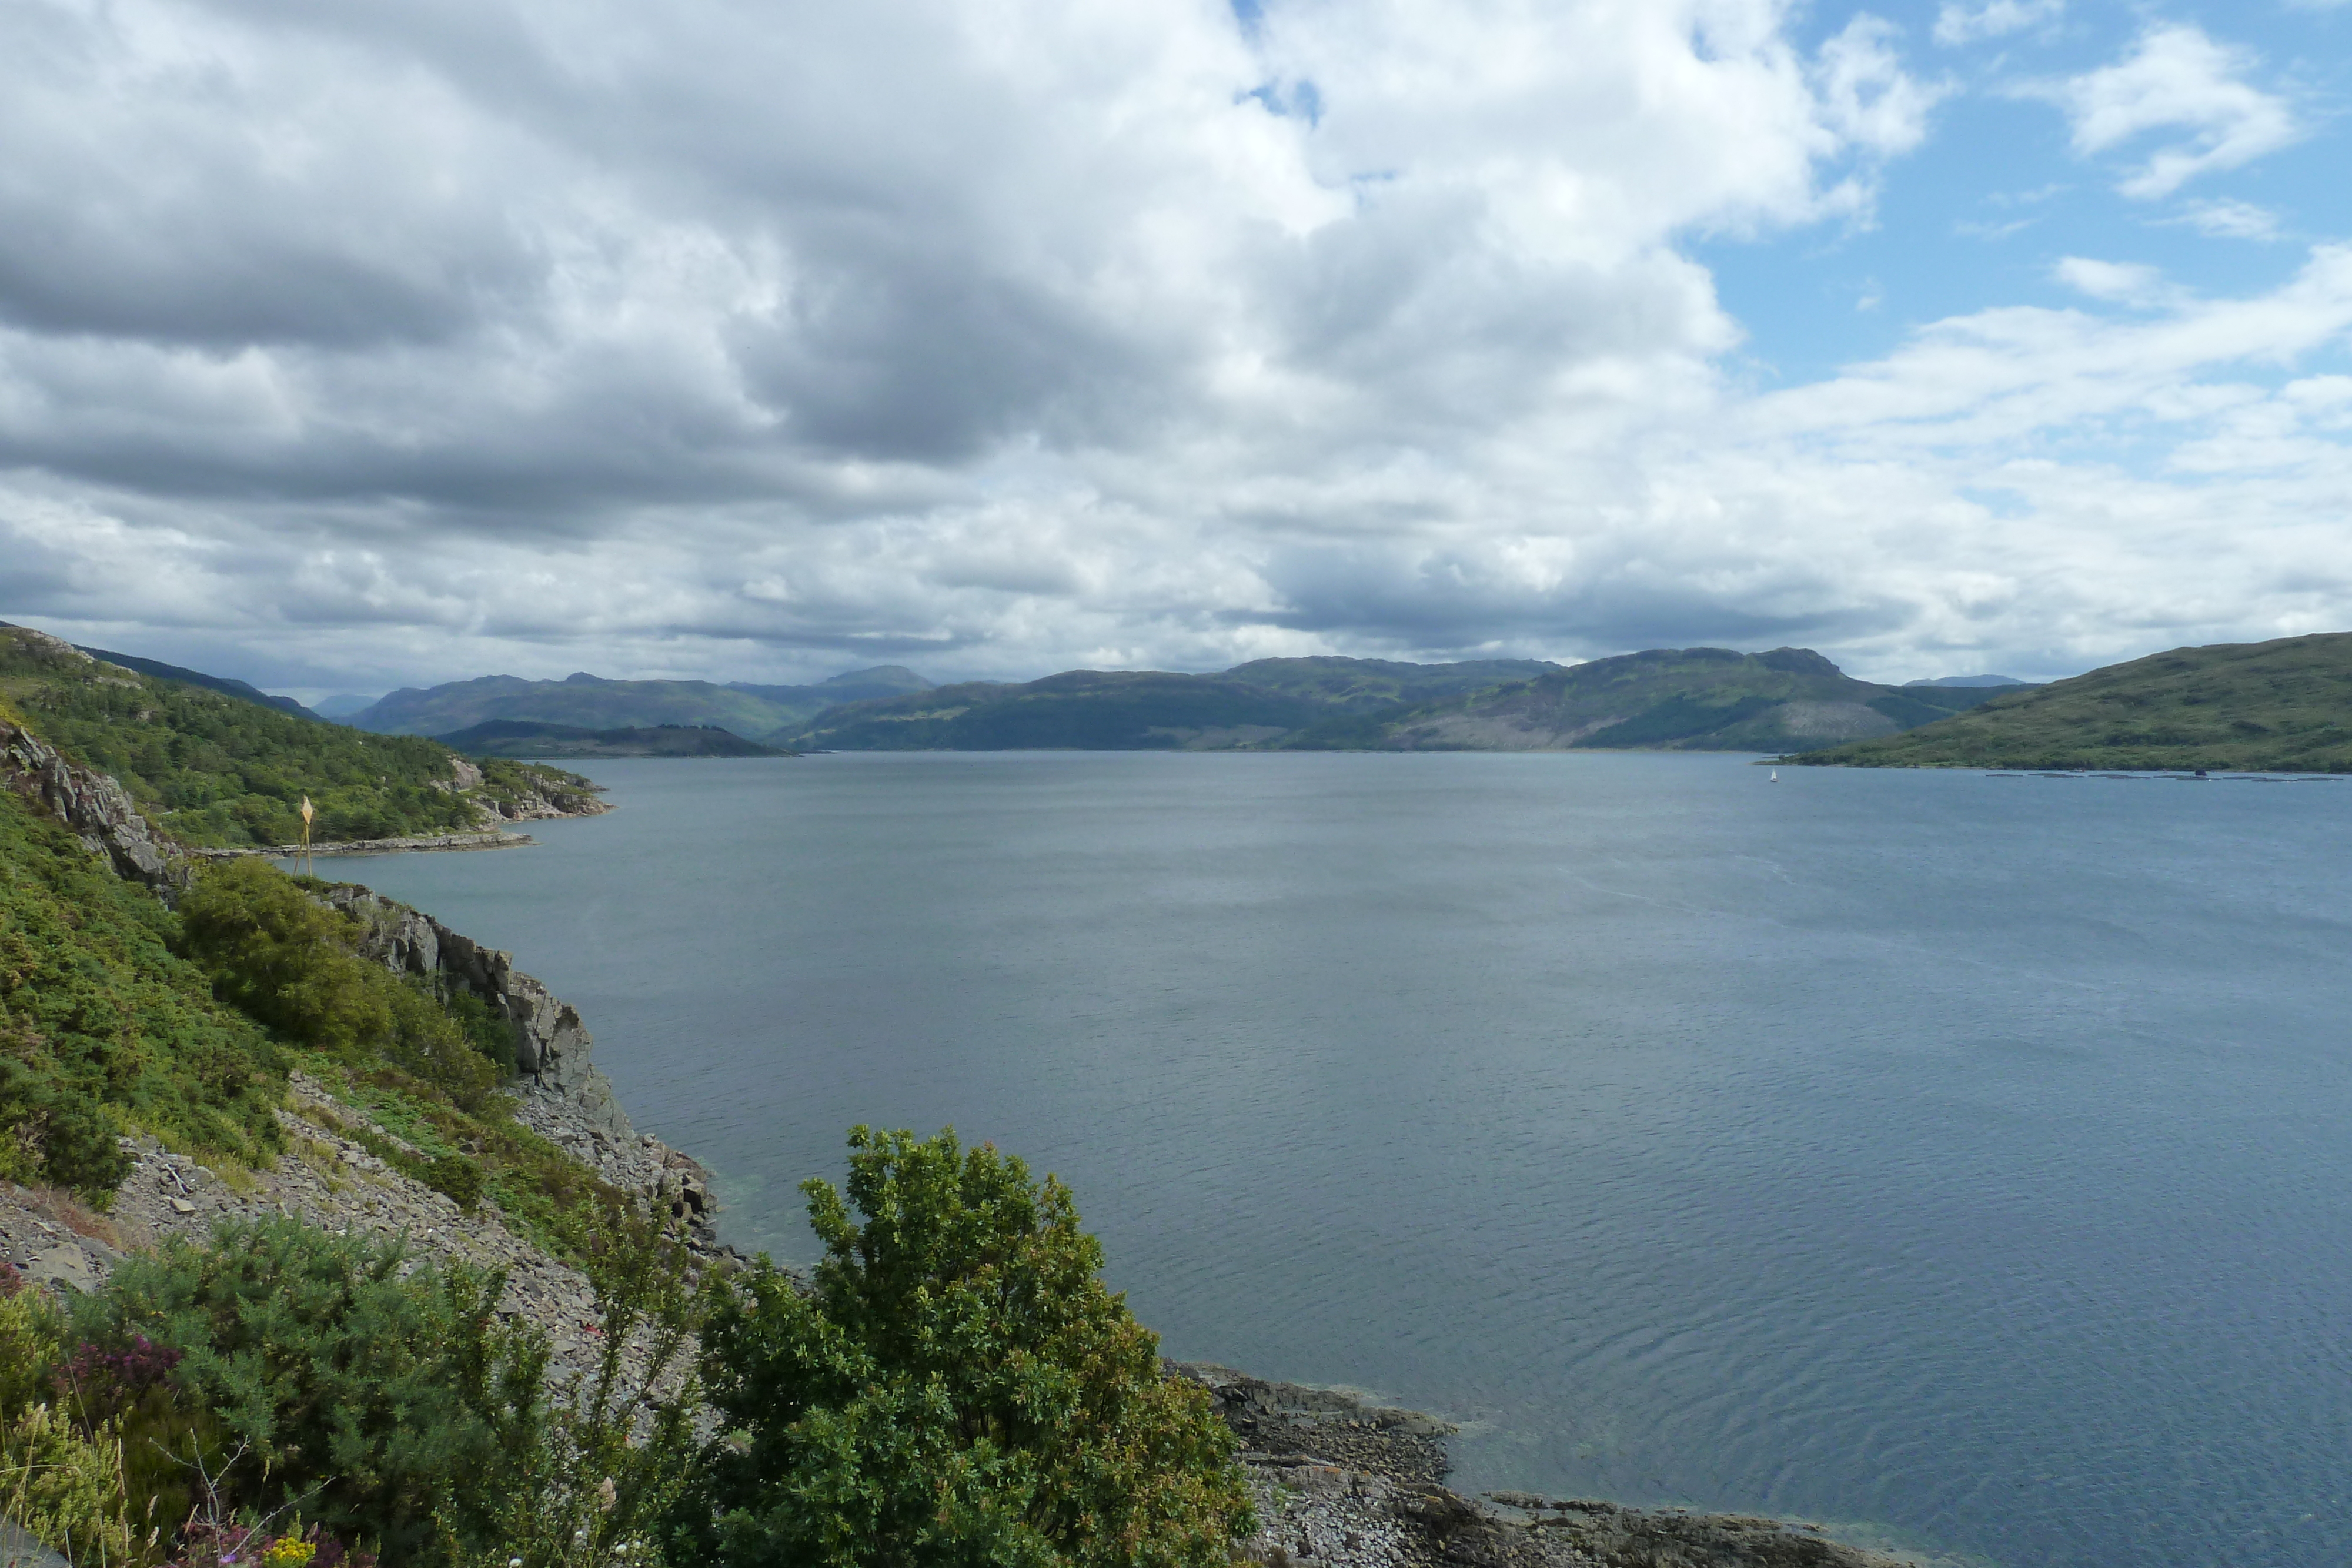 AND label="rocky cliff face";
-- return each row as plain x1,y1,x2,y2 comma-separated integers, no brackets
0,714,185,892
322,885,717,1243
